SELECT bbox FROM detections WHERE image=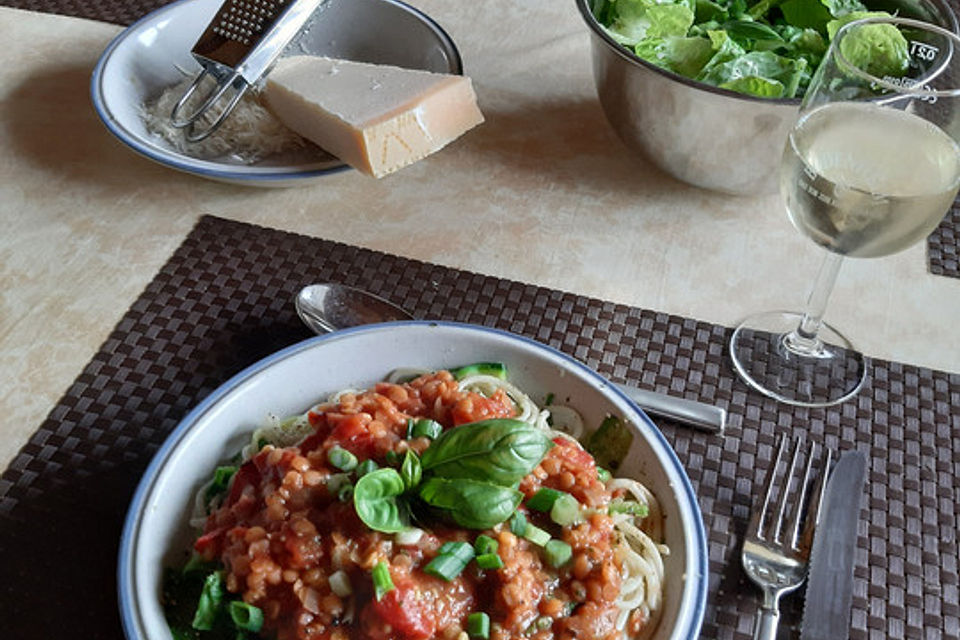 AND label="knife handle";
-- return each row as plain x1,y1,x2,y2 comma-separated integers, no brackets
614,383,726,433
